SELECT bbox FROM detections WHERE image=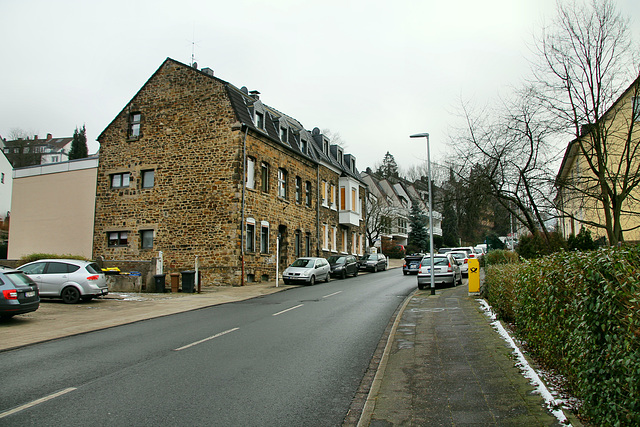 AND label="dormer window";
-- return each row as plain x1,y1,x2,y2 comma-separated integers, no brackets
337,147,343,164
300,139,307,154
255,112,264,129
323,139,329,155
280,127,287,142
